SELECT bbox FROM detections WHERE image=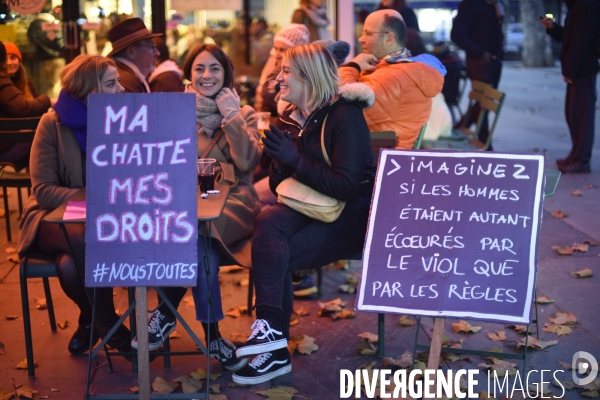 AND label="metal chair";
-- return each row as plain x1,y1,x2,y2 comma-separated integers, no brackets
19,252,58,378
